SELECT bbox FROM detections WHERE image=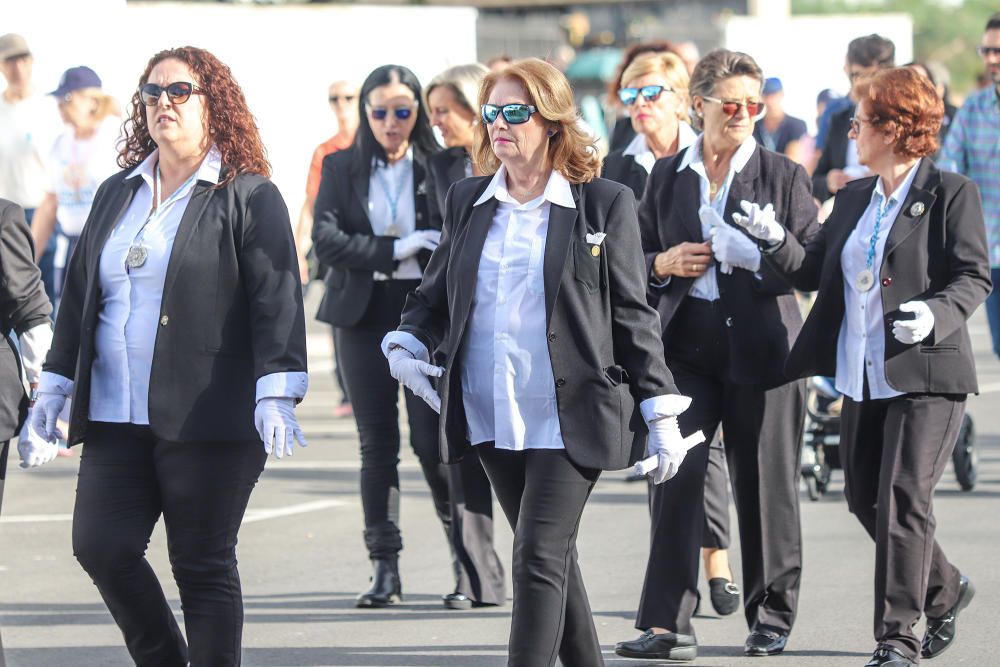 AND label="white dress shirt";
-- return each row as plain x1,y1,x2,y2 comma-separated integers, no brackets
670,134,758,300
623,122,698,175
836,159,921,401
369,151,420,281
39,145,308,418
